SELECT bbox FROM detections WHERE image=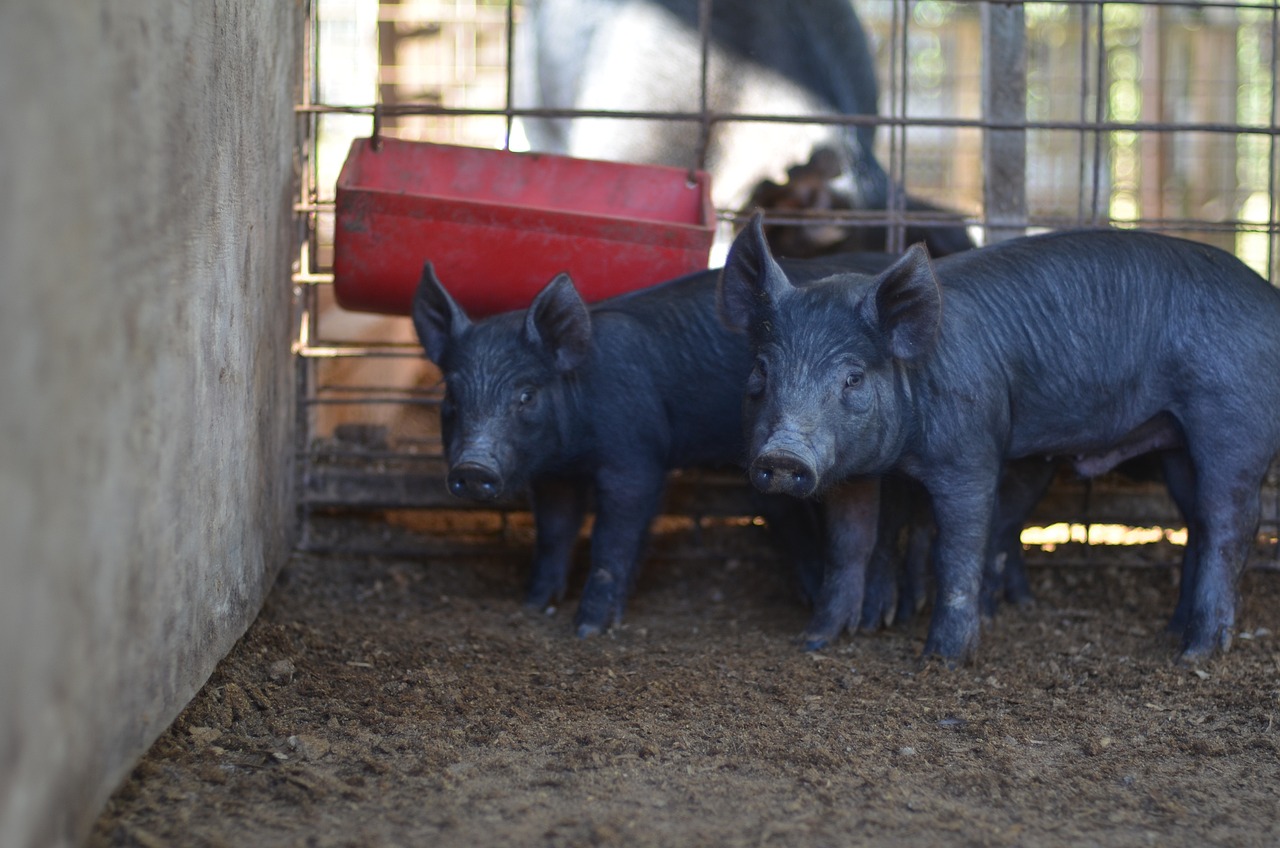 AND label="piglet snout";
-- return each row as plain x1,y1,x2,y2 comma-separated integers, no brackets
447,462,503,501
750,449,818,498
